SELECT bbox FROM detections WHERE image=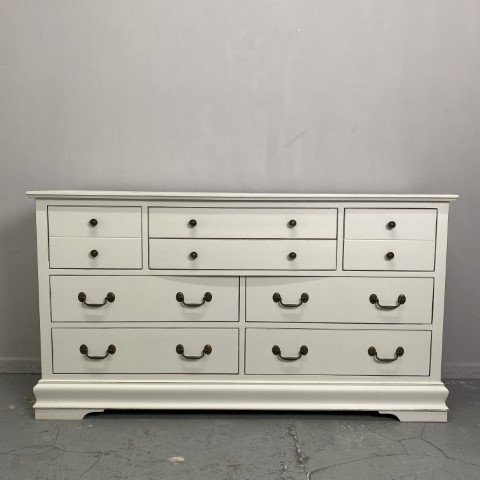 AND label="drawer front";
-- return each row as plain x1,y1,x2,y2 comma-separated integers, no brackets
49,238,142,269
149,208,337,239
50,276,239,322
344,209,437,240
48,206,142,238
343,240,435,271
245,329,431,376
149,239,337,270
246,277,433,324
52,328,239,374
